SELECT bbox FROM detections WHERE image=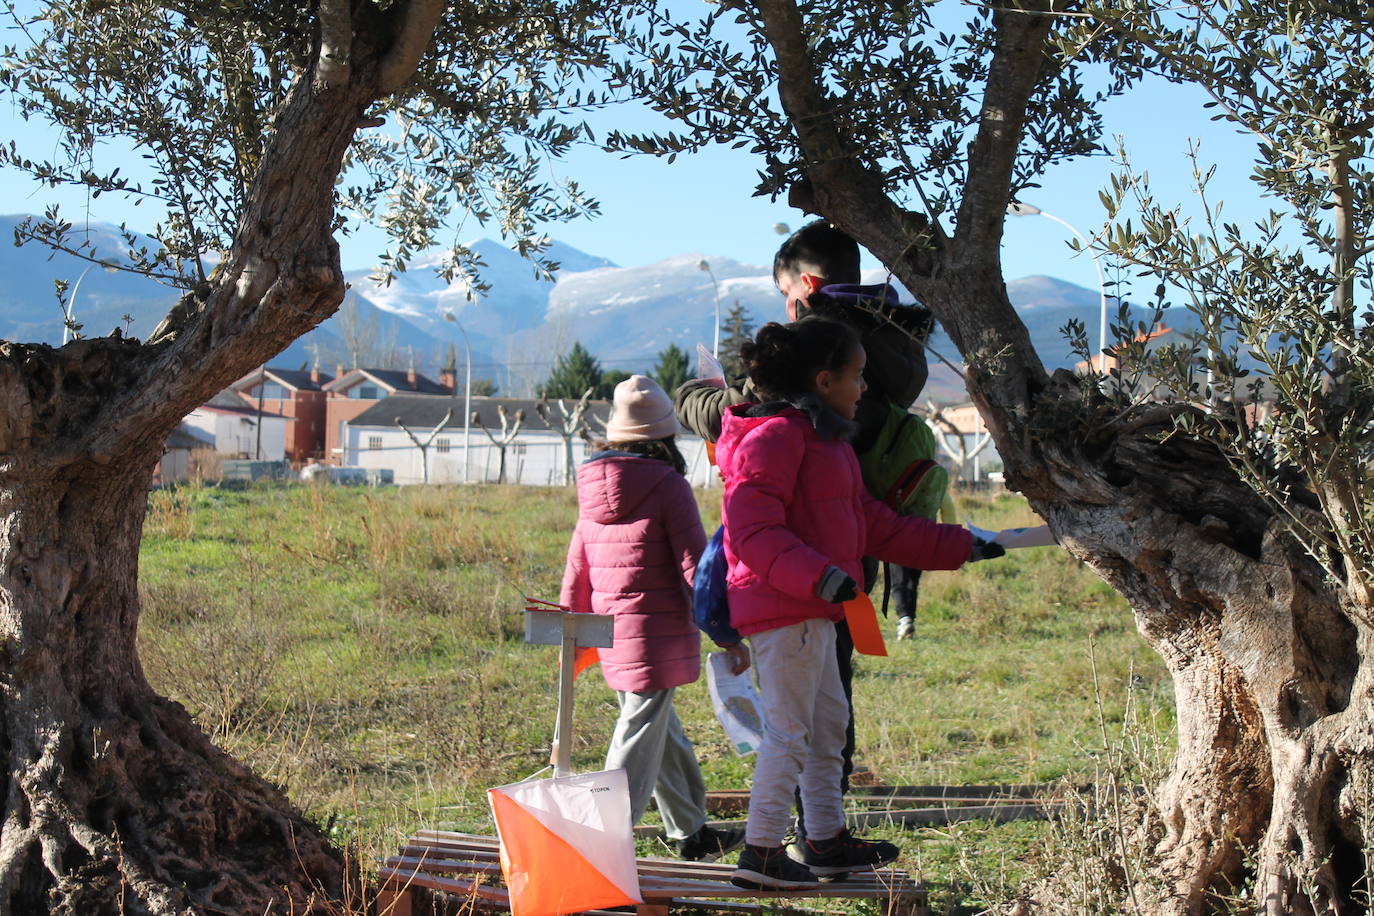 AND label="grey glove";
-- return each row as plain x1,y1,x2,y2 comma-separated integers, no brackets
816,565,859,603
968,537,1006,562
